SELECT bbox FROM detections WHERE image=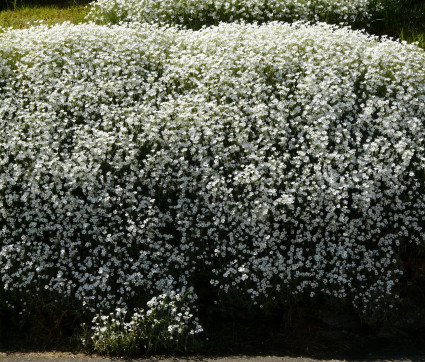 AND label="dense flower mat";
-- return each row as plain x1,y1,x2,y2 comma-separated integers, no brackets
88,0,382,29
1,22,425,325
